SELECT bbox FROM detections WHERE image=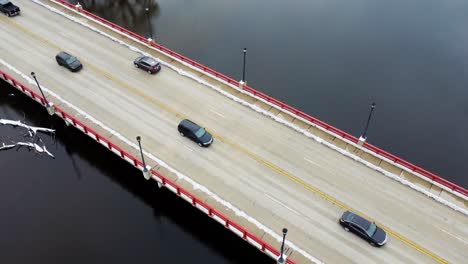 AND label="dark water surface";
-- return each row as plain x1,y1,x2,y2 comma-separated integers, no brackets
1,0,468,263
